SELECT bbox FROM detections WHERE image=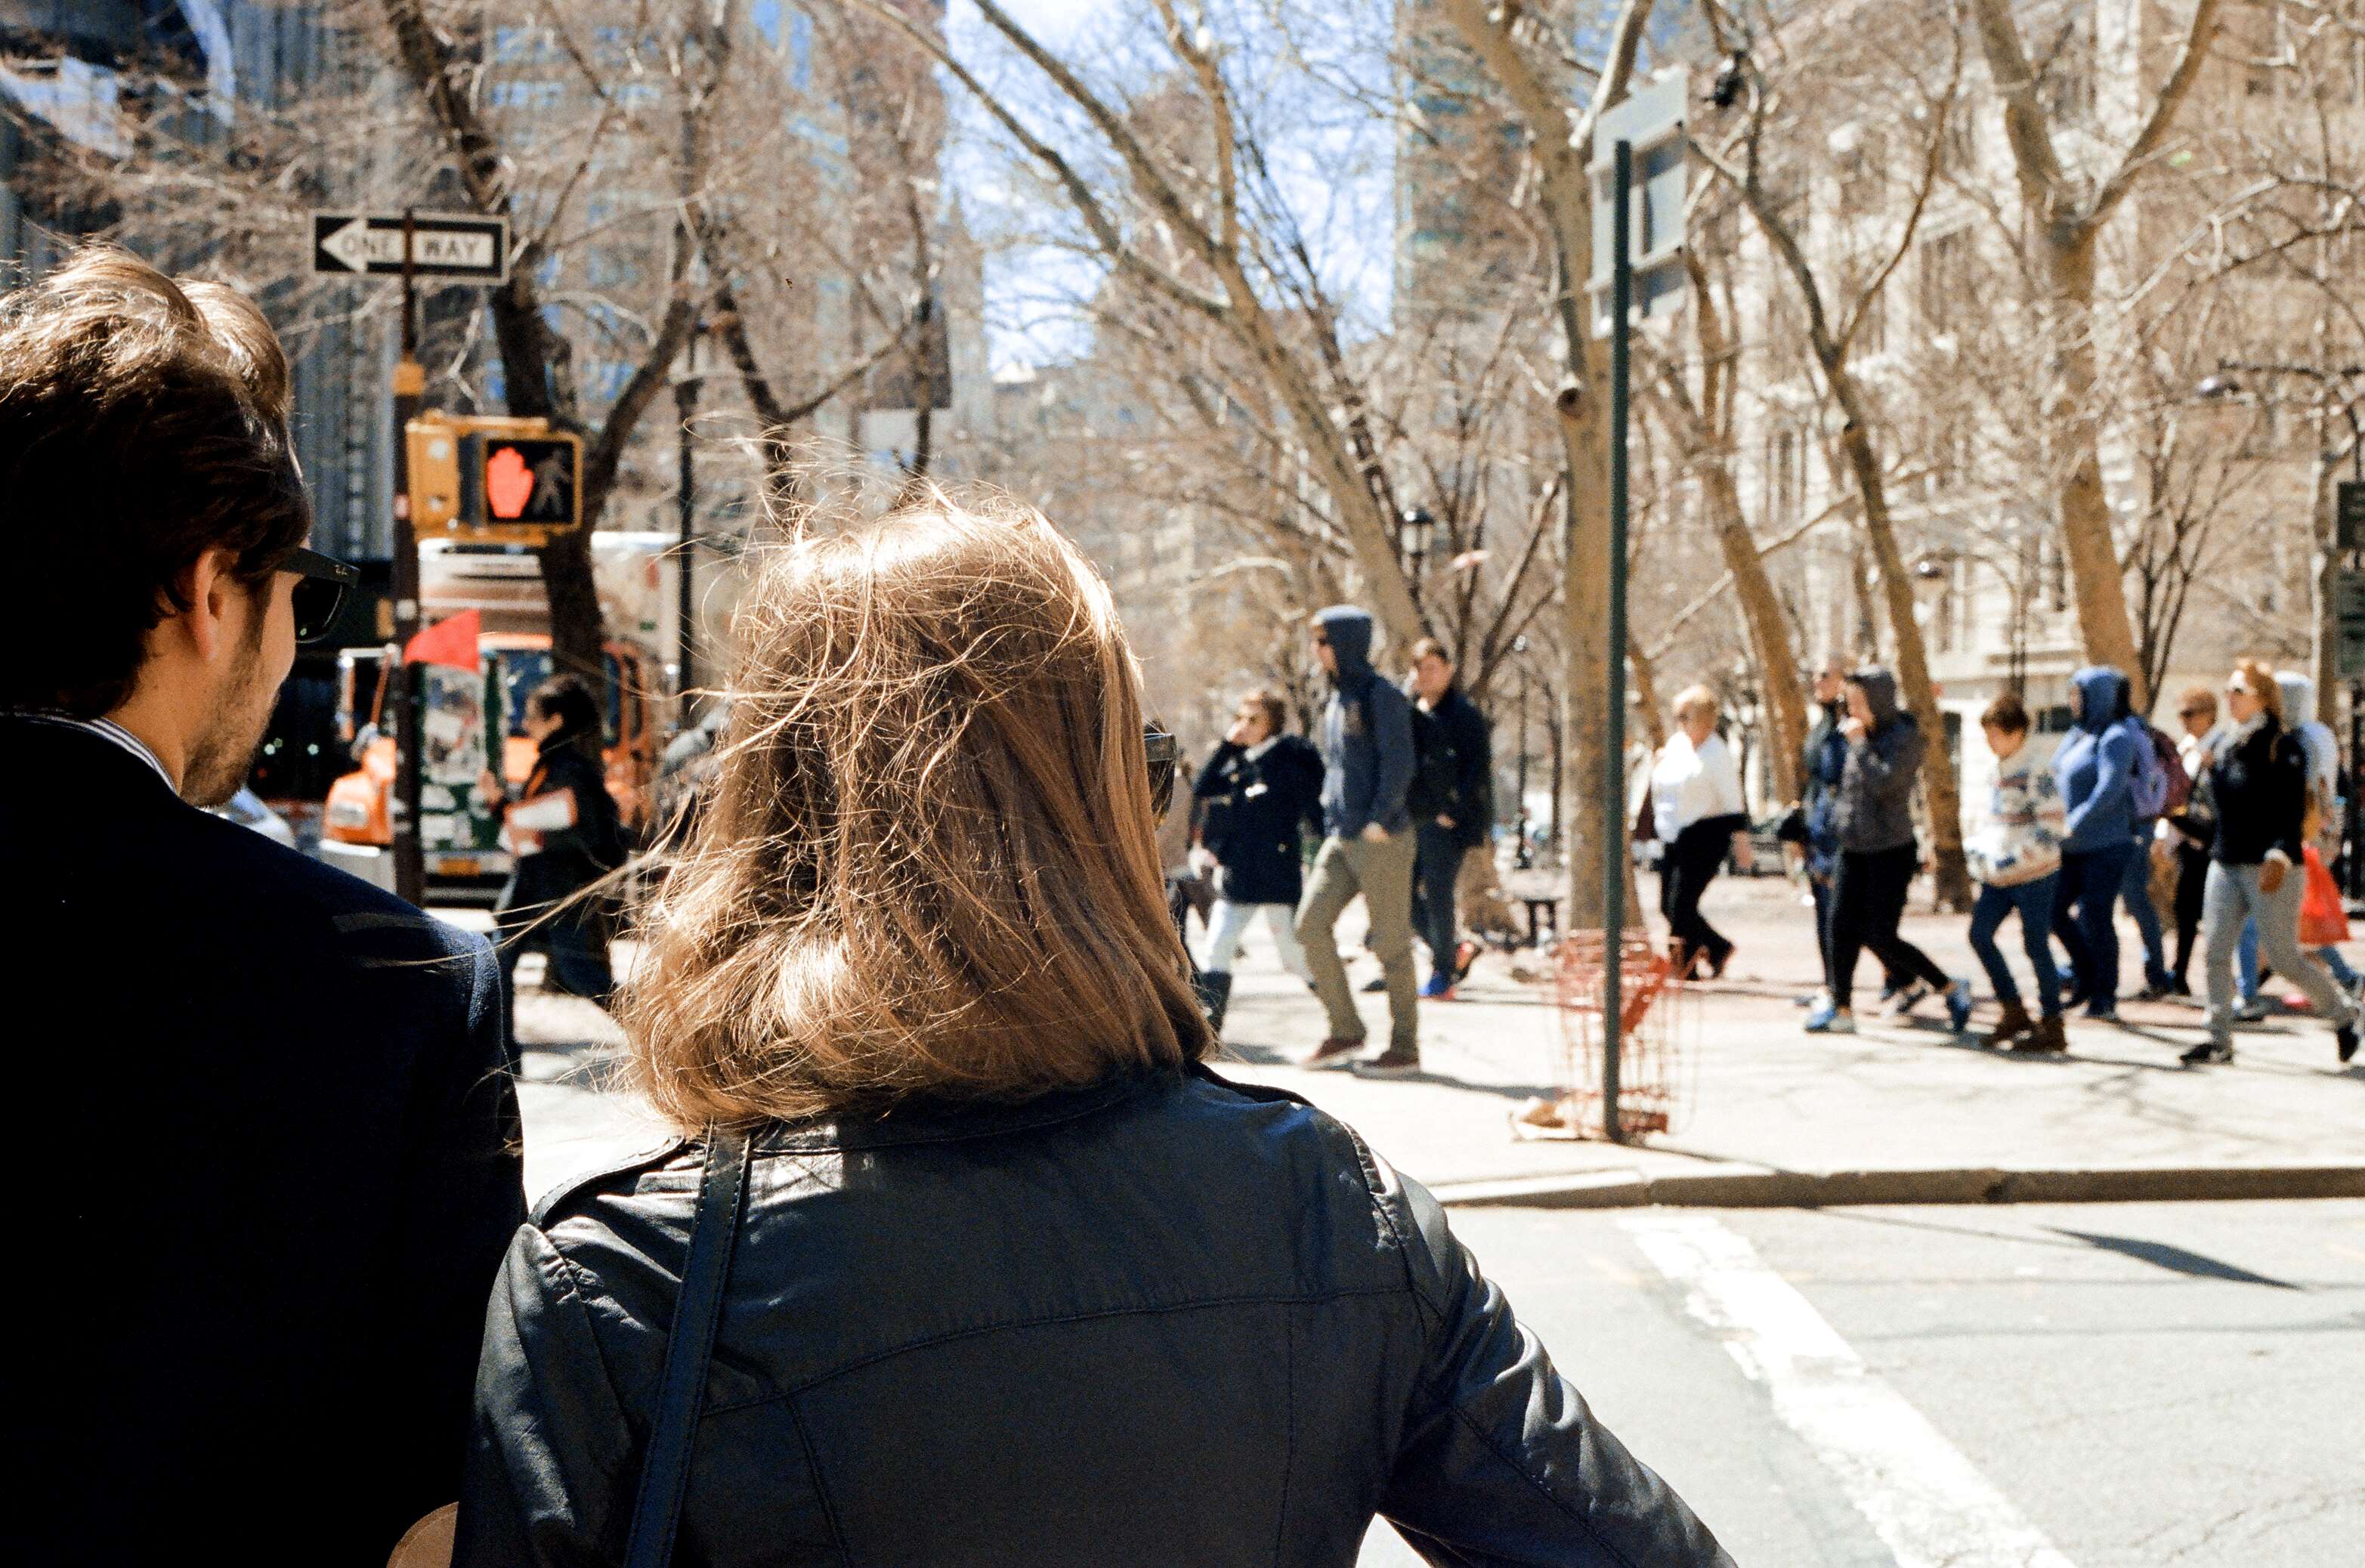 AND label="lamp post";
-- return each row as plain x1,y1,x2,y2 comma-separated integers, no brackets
674,317,710,726
1399,506,1436,614
1913,546,2030,698
1512,633,1532,868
